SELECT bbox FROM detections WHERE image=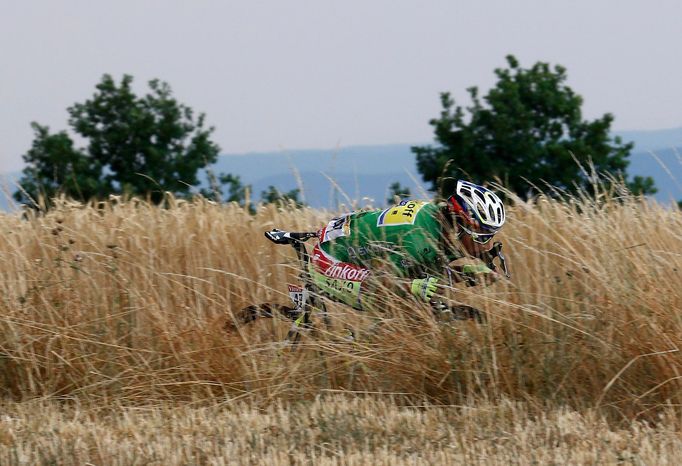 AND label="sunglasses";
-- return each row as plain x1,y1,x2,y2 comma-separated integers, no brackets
457,221,495,244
